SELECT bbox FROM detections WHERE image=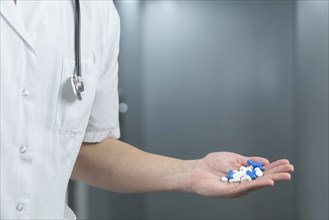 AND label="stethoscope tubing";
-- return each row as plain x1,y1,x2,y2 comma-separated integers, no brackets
71,0,84,101
74,0,81,77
